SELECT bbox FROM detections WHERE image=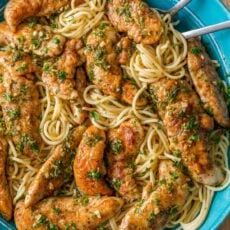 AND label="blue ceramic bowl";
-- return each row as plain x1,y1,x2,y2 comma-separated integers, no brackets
0,0,229,229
